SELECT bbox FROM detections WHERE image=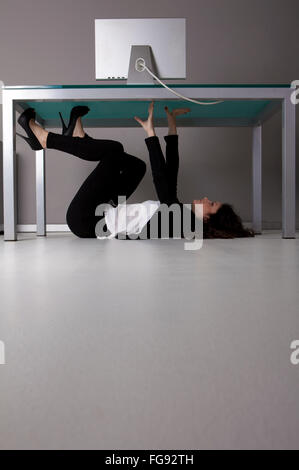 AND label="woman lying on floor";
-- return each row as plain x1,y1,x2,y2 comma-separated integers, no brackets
17,102,254,240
